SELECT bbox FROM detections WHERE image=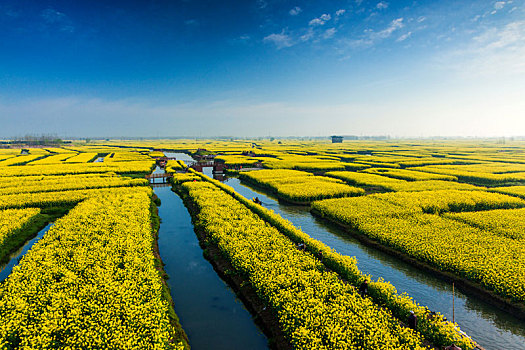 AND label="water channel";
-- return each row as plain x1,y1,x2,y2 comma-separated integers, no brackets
197,165,525,350
153,153,268,349
0,223,53,282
